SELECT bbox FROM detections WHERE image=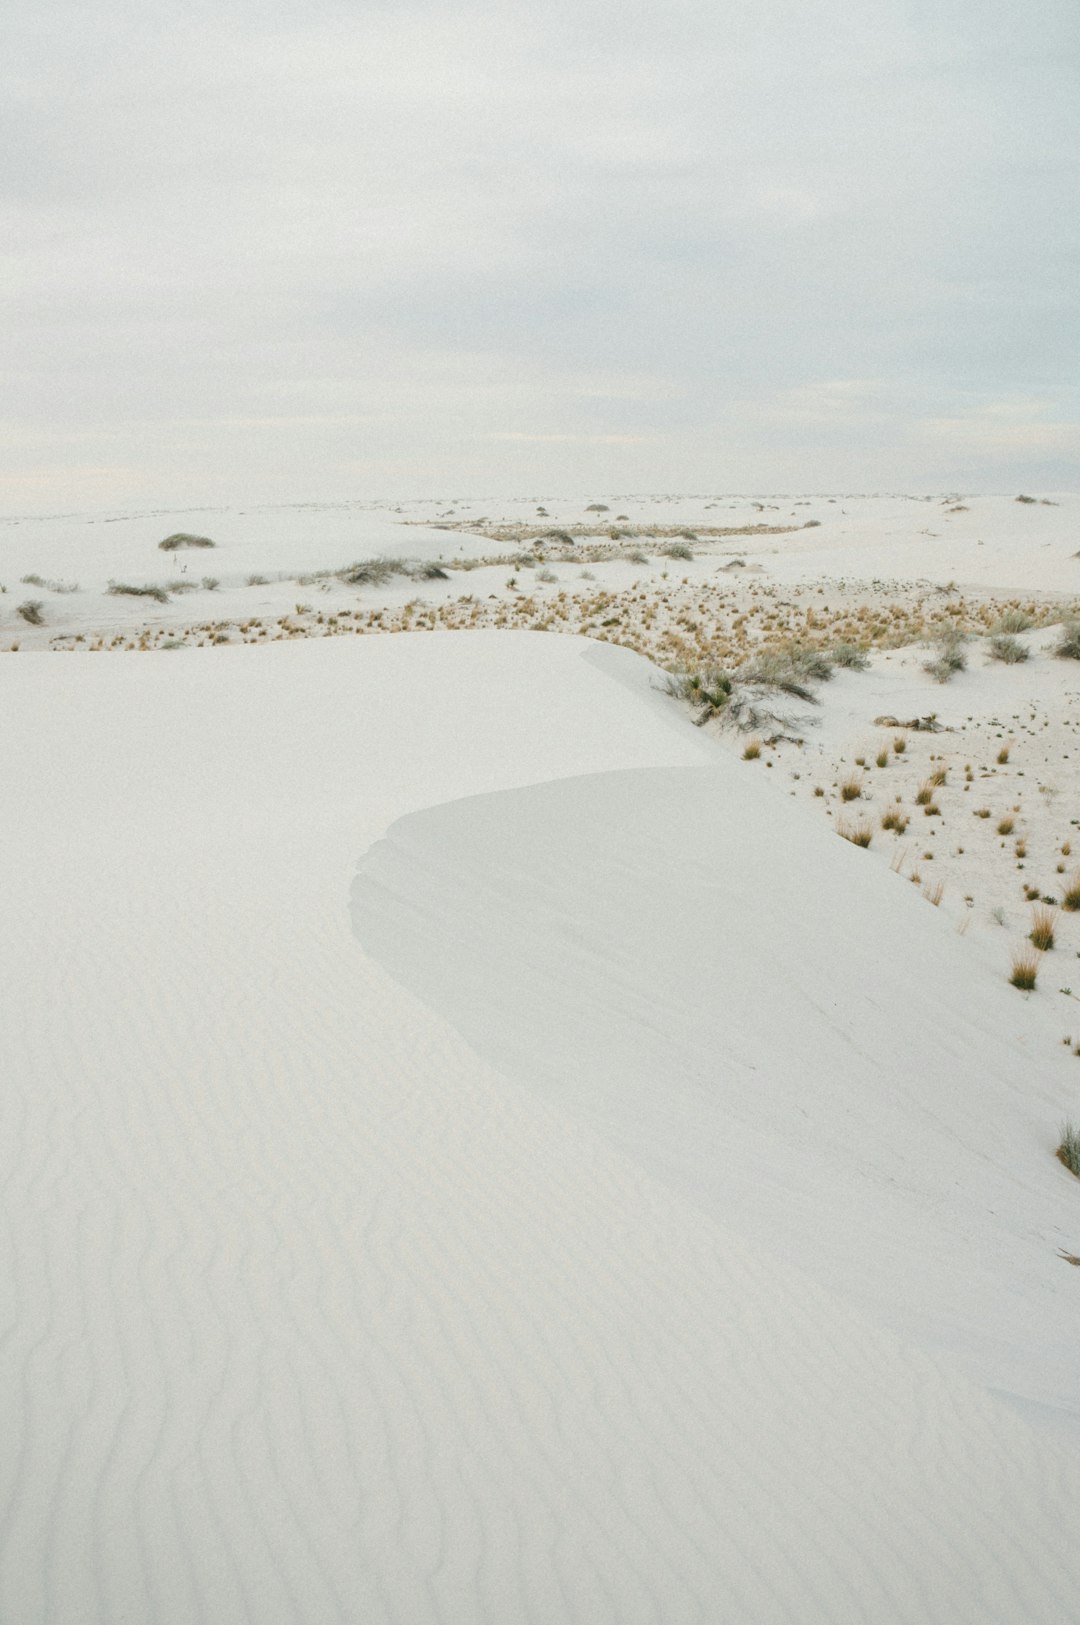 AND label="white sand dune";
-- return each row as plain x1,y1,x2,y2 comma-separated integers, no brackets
4,629,1080,1622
